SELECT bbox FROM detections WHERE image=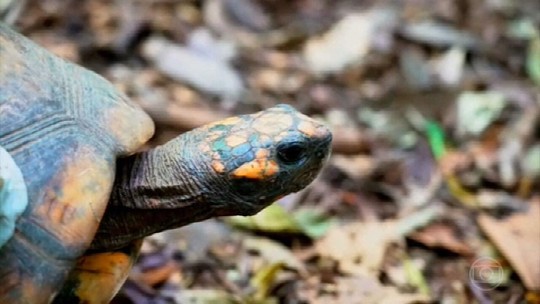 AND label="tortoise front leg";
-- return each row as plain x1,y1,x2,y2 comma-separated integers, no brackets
53,239,143,304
